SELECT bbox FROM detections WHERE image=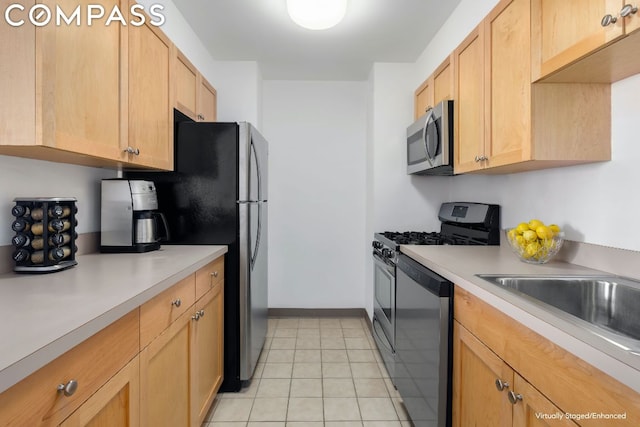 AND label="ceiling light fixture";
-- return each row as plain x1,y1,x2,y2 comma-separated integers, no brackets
287,0,348,30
